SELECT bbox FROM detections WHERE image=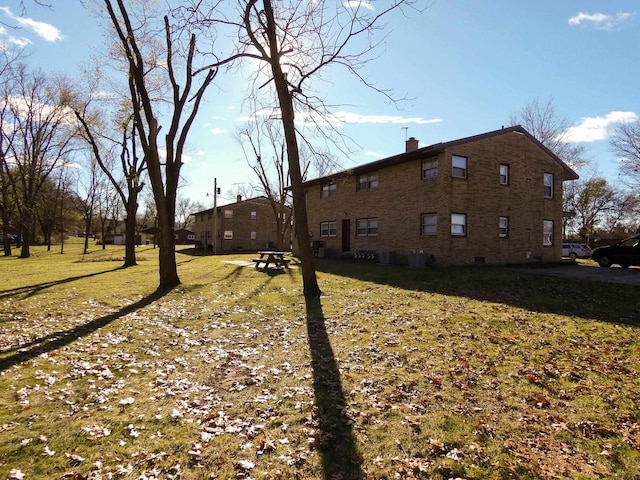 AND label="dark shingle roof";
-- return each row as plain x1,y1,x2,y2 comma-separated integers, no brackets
301,125,579,187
